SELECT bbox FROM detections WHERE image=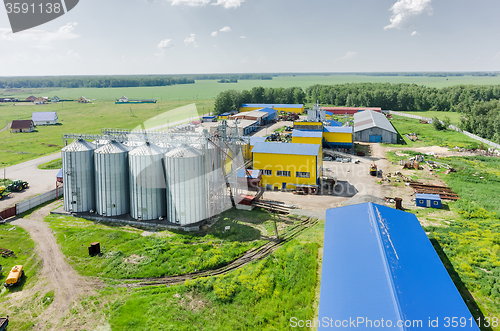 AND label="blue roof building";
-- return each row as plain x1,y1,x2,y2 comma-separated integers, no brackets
257,107,277,121
318,203,479,330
